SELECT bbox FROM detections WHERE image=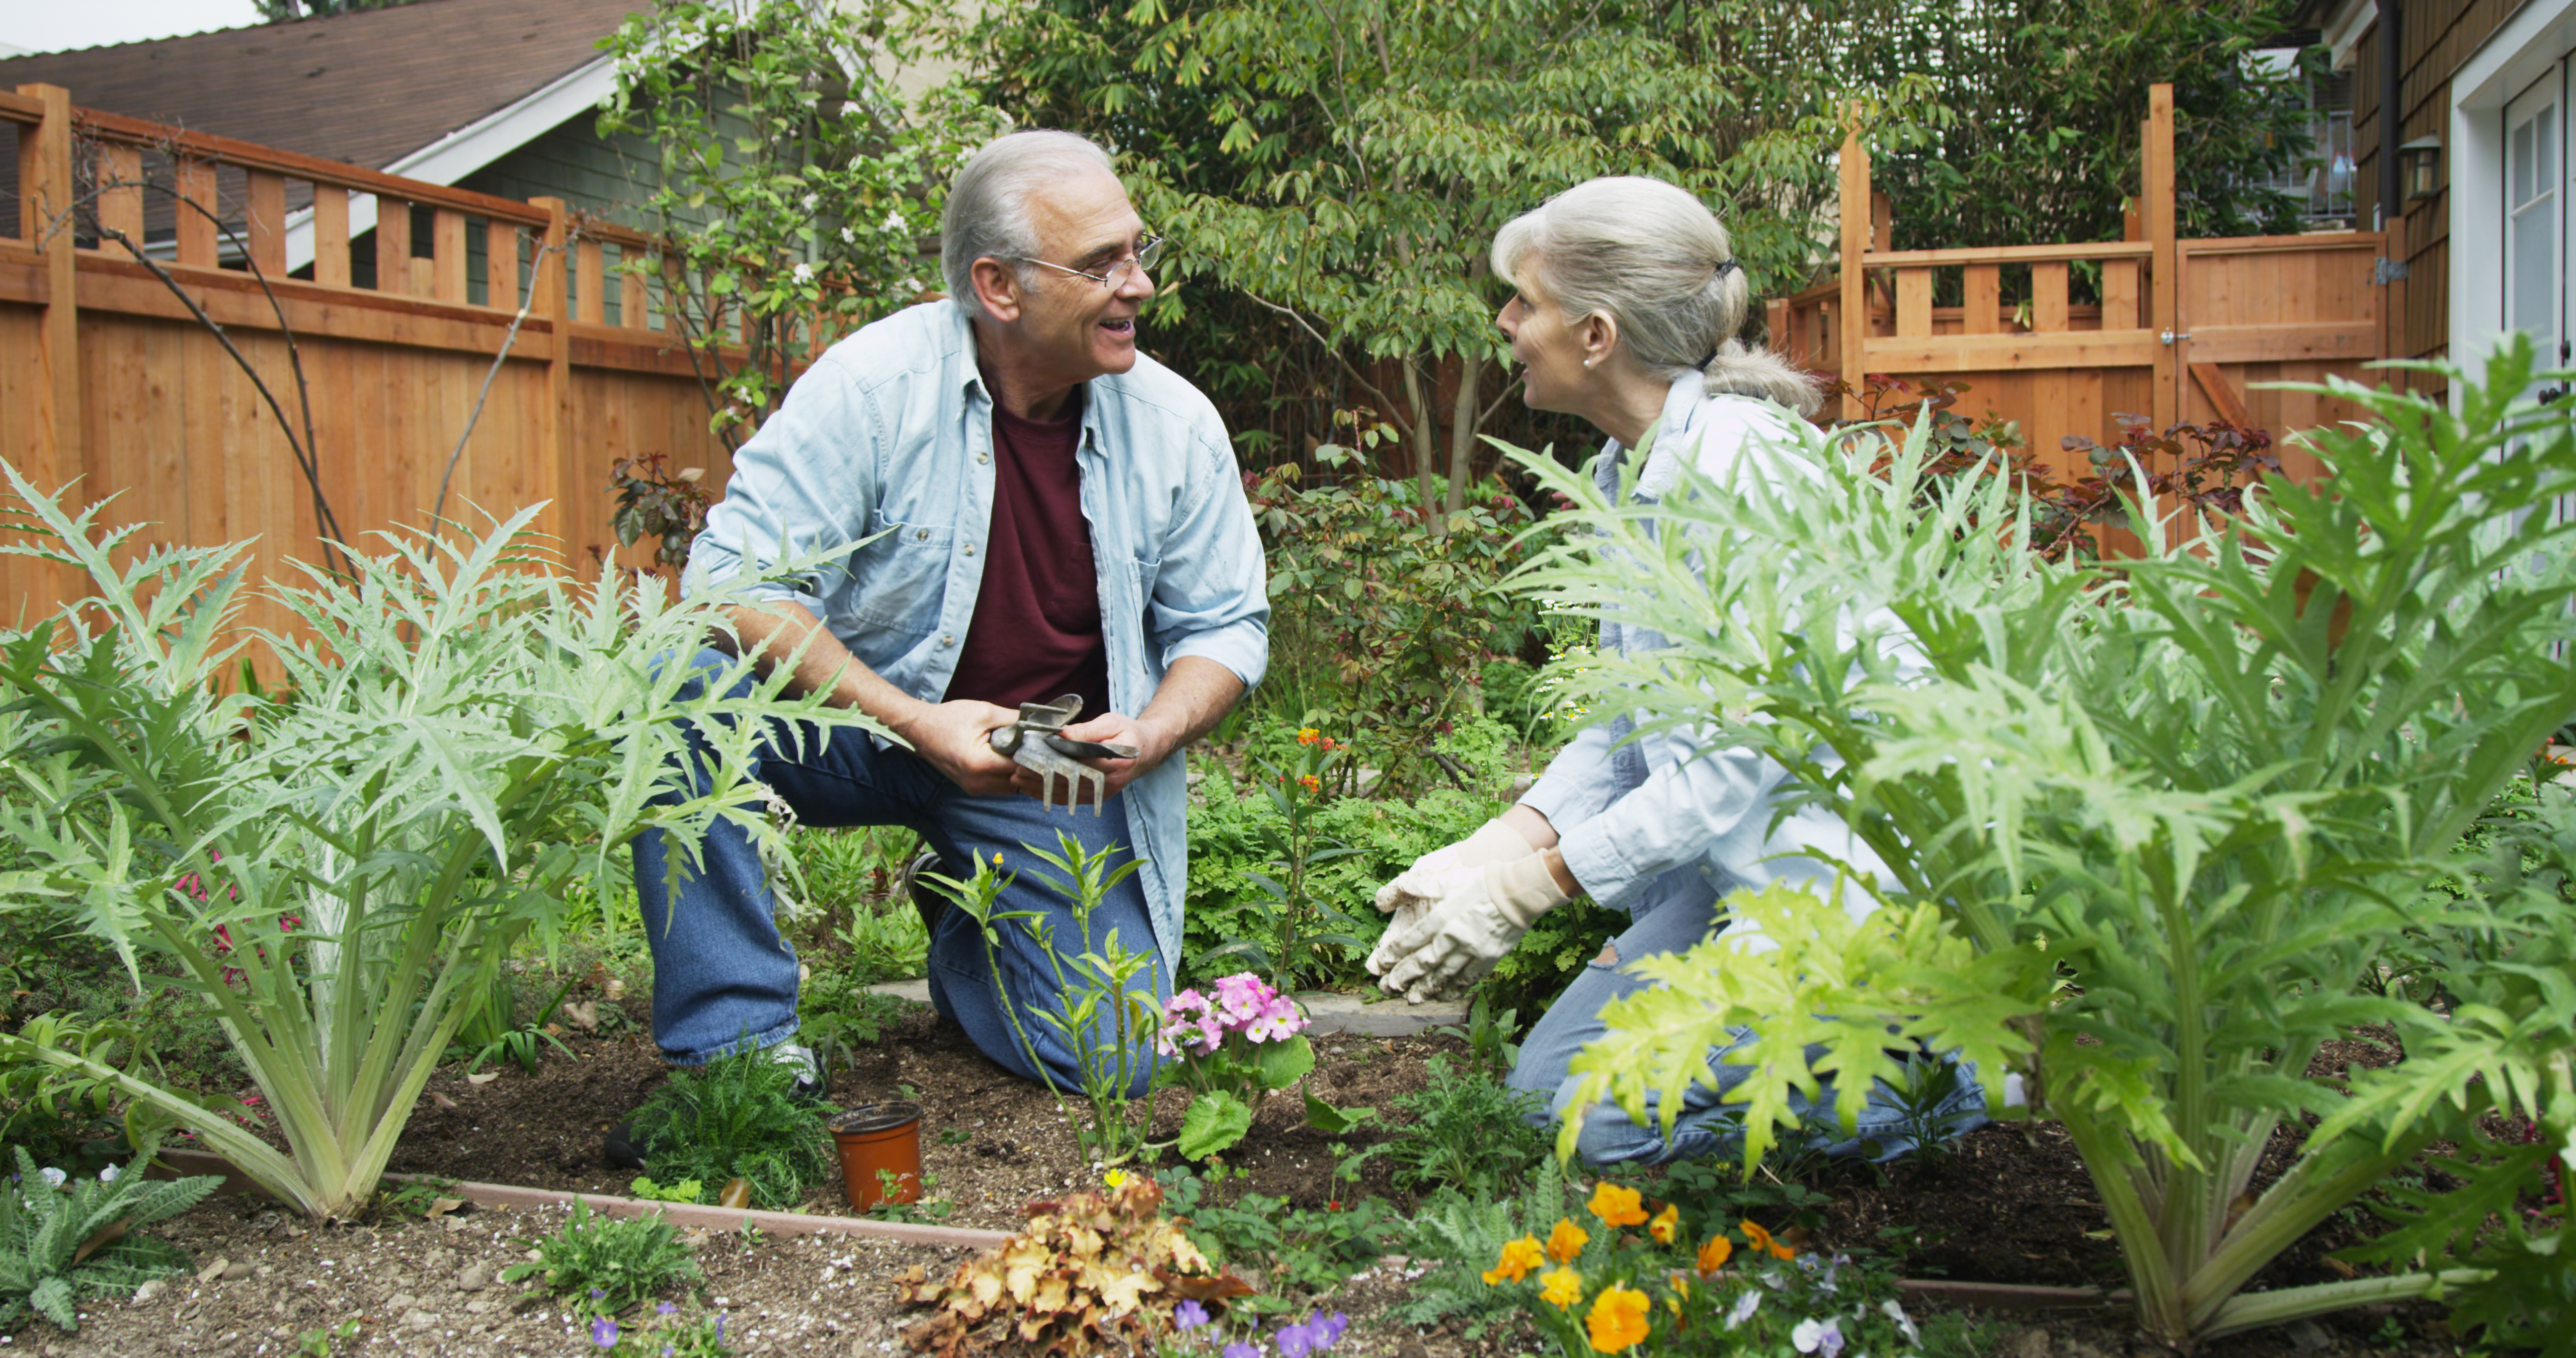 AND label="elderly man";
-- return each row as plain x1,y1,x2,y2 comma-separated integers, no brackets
607,130,1266,1161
